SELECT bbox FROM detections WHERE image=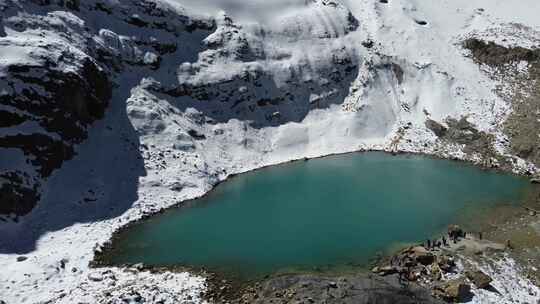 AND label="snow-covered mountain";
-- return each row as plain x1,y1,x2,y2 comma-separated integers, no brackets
0,0,539,303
